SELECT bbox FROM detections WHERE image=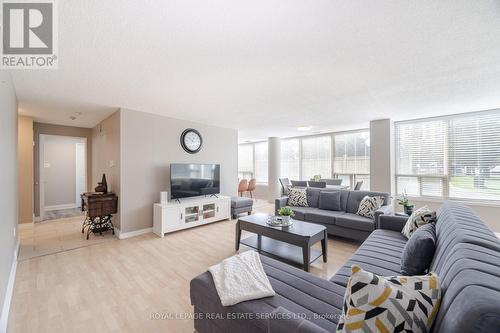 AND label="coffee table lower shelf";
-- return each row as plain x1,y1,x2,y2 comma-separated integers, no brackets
240,235,323,268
